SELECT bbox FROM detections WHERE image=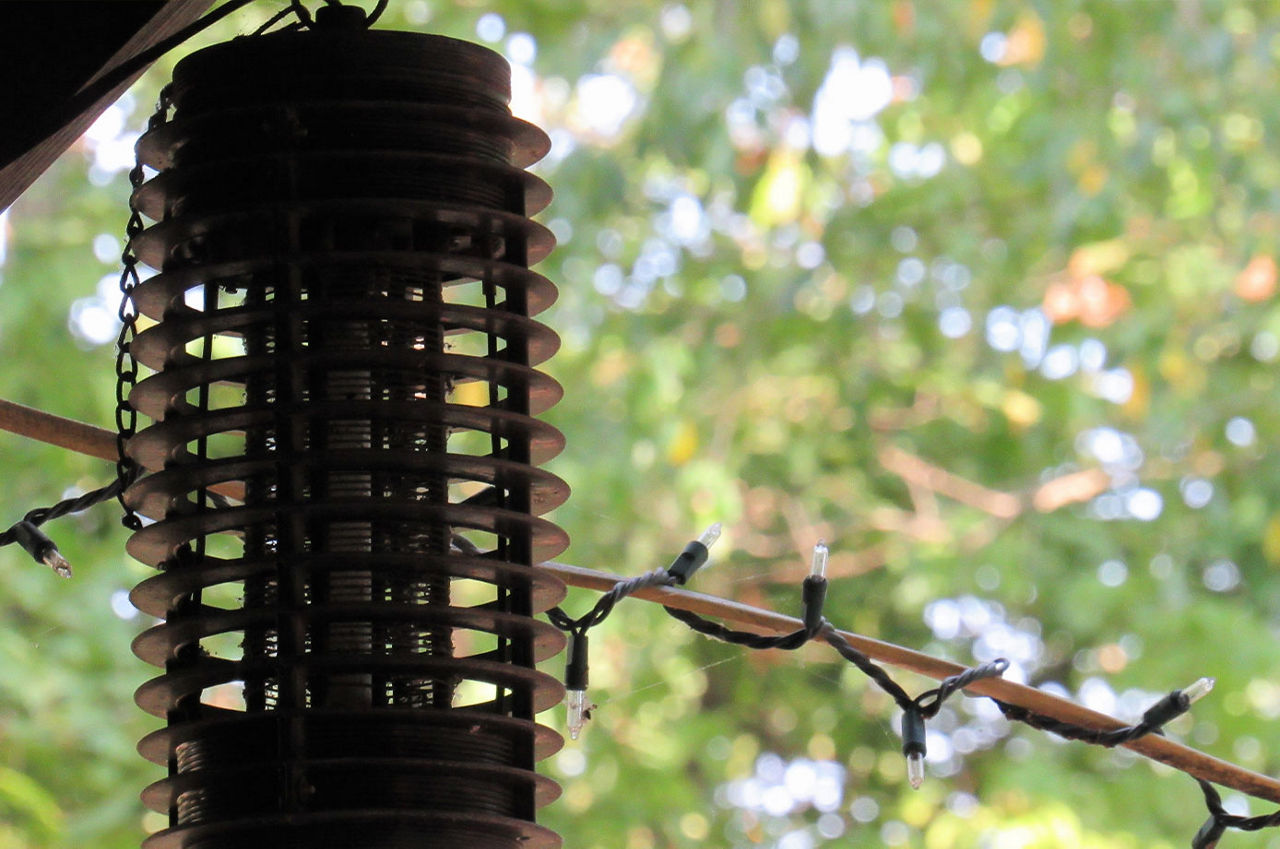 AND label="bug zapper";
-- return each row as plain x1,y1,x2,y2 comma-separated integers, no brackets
120,8,570,847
